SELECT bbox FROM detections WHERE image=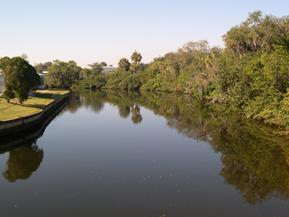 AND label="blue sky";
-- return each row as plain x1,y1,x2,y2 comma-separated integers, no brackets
0,0,288,66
